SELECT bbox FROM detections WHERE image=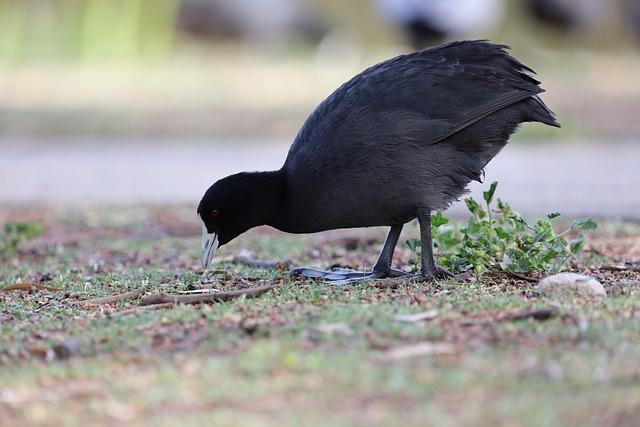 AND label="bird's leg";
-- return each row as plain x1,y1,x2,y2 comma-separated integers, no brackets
290,224,406,284
416,209,453,280
372,223,405,278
